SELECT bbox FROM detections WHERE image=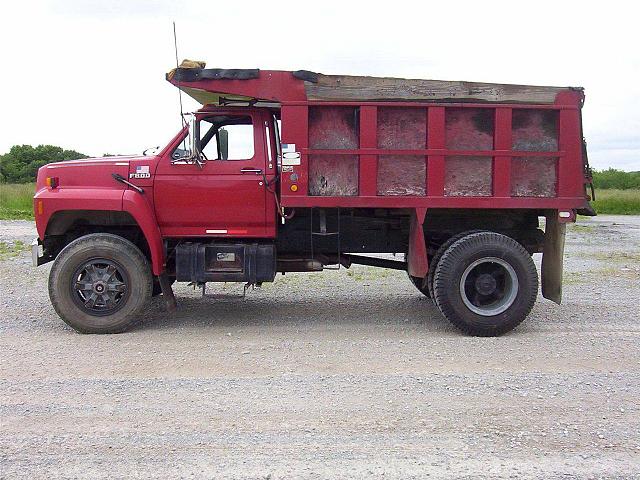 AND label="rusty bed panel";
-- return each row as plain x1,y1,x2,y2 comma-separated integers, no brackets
511,110,559,197
445,108,494,150
309,154,359,196
299,104,568,201
444,156,493,197
309,106,359,149
511,157,558,197
443,109,494,196
512,109,558,151
308,106,359,196
377,155,426,196
376,107,427,196
377,107,427,149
